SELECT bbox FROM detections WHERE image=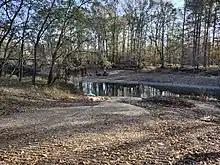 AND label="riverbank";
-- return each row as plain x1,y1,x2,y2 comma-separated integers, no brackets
0,77,100,116
83,69,220,87
78,69,220,98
